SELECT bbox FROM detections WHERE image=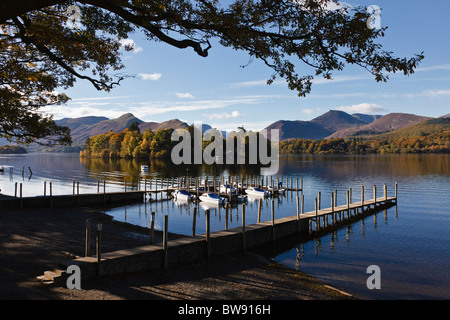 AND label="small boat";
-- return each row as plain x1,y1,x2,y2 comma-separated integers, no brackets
245,187,271,197
141,165,149,172
219,184,236,194
199,192,226,204
171,189,194,201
